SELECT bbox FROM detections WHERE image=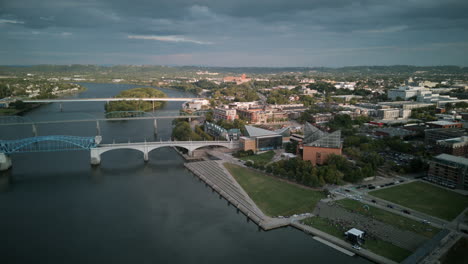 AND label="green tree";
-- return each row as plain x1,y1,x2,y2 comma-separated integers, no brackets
105,87,167,113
